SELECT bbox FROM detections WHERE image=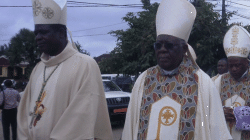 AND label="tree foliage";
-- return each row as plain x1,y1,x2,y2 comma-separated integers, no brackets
4,29,91,79
6,28,40,79
74,41,90,56
189,0,234,74
99,0,234,76
0,44,8,56
100,1,159,75
6,28,39,67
